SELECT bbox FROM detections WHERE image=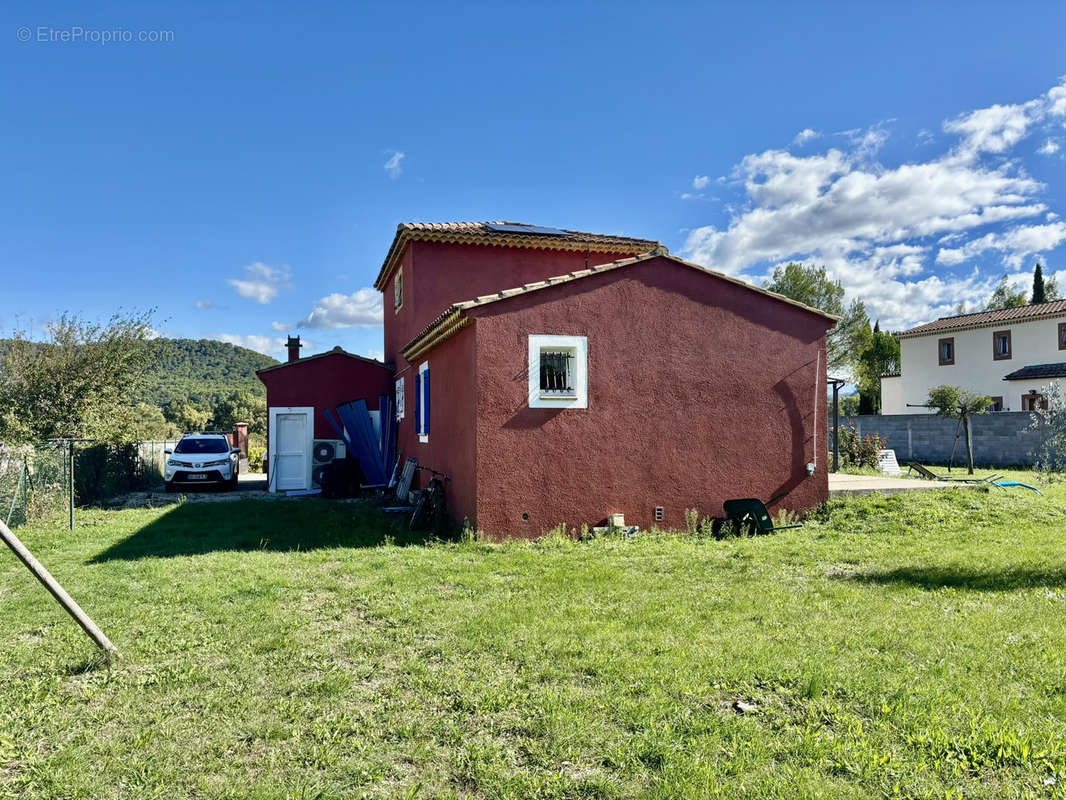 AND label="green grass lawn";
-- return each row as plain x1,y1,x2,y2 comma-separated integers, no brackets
3,476,1066,798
